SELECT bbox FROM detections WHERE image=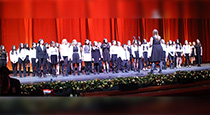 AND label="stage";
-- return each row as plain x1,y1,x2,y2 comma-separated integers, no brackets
12,63,210,84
